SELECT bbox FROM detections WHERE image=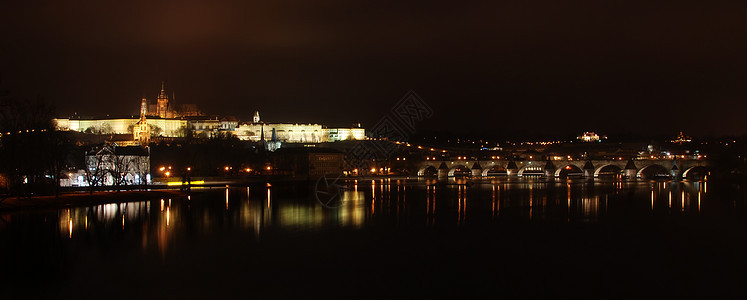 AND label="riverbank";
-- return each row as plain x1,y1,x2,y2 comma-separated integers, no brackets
0,190,189,212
